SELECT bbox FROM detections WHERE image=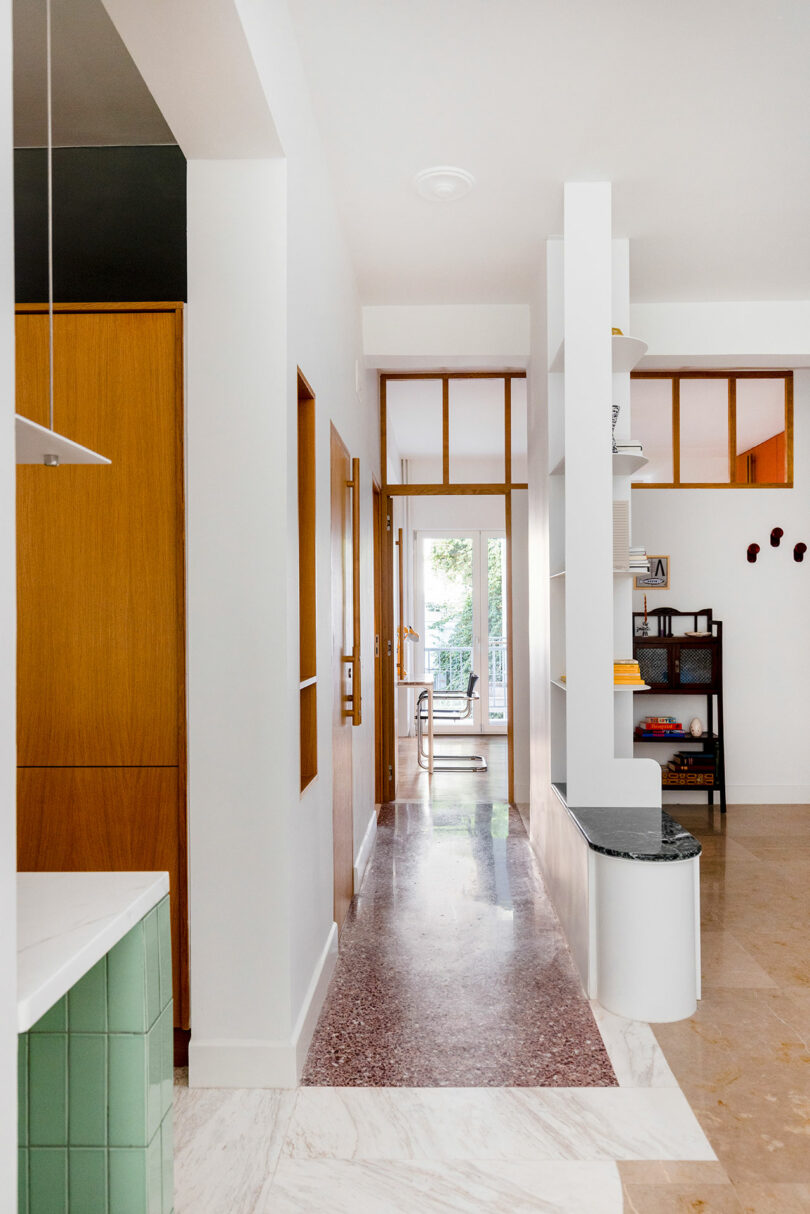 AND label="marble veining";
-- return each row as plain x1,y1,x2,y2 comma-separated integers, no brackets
589,1003,679,1088
552,787,701,861
17,870,169,1031
302,802,617,1087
